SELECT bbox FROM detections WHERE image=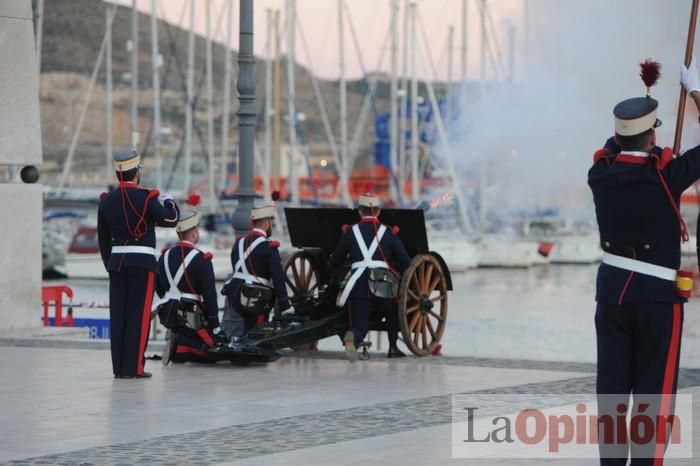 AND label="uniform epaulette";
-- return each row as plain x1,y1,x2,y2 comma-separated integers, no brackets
269,241,280,248
148,188,160,198
203,251,213,260
100,192,107,201
391,225,400,235
648,146,674,169
659,147,674,169
341,224,351,234
593,148,613,164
